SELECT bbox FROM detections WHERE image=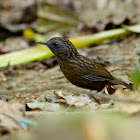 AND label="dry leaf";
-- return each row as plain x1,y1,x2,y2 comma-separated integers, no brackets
55,91,112,110
55,91,98,108
27,102,66,112
0,101,24,130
